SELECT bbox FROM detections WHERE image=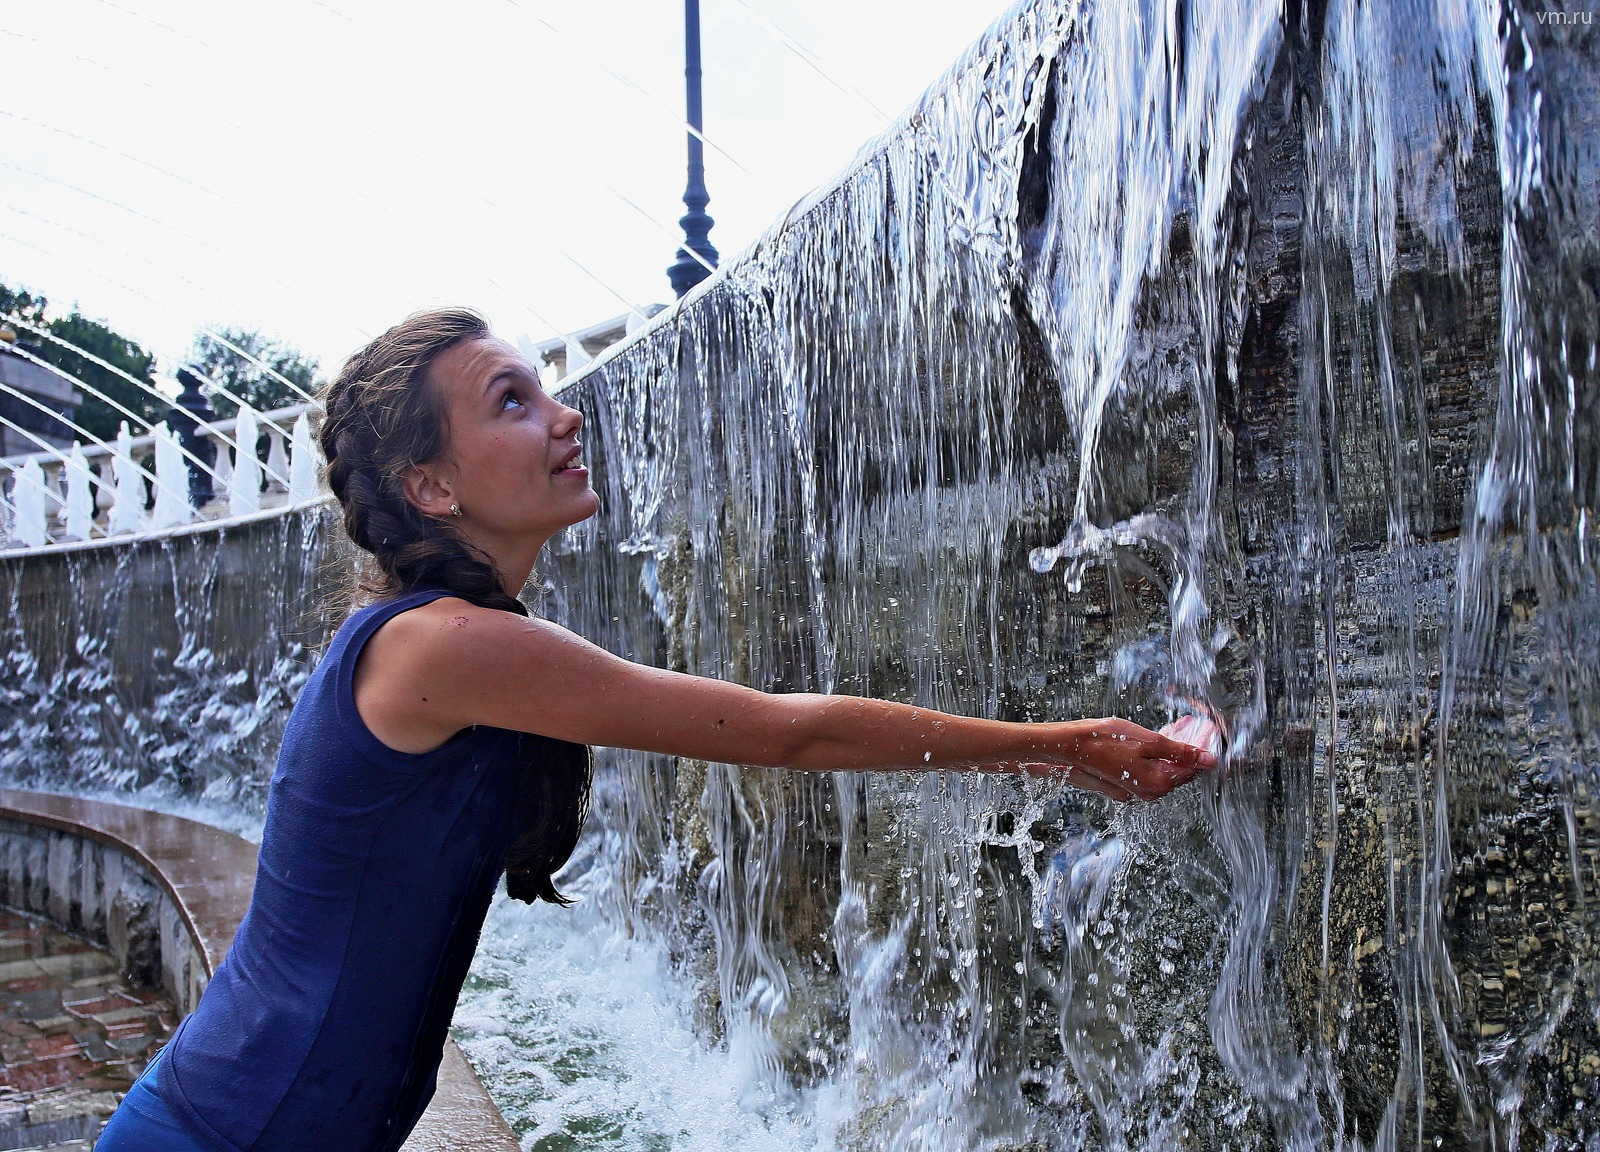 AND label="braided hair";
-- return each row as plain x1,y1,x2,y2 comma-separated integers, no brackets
317,307,591,906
